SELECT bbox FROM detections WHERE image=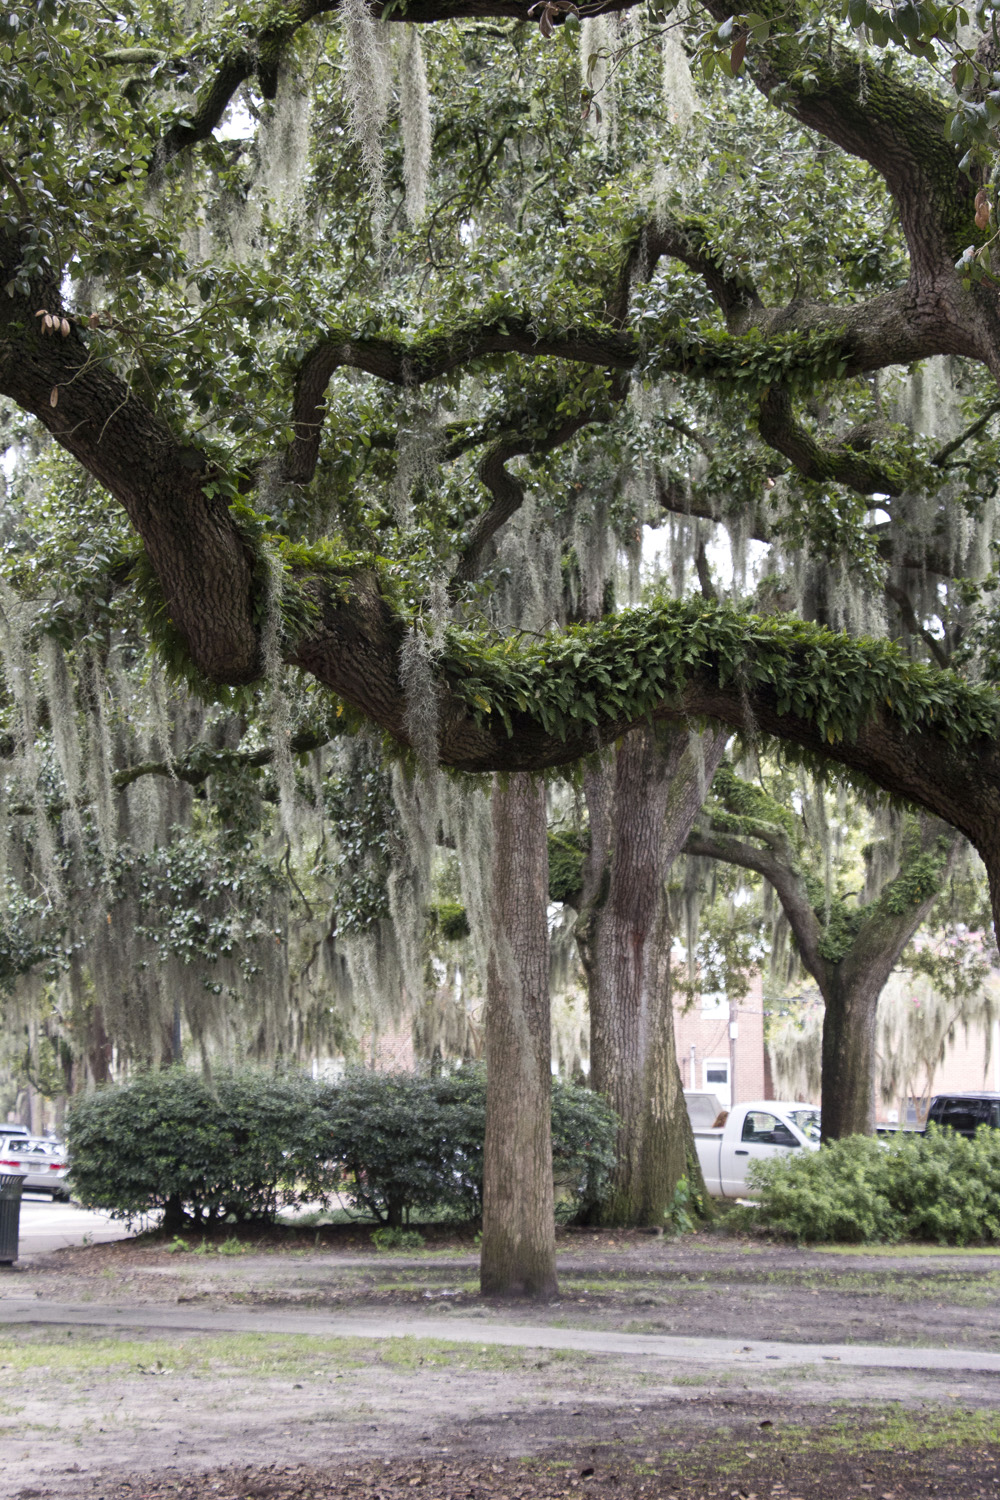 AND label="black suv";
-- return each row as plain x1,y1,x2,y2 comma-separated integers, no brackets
926,1093,1000,1136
